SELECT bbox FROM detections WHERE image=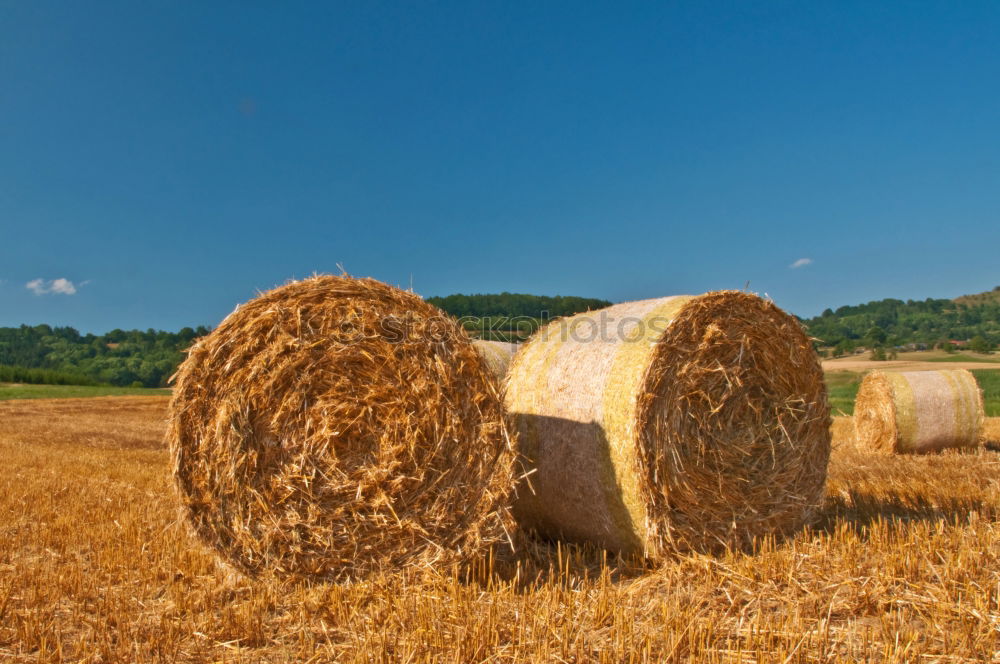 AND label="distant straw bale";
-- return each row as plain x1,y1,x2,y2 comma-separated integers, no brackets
505,291,831,557
472,340,519,378
854,369,984,454
168,275,516,581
